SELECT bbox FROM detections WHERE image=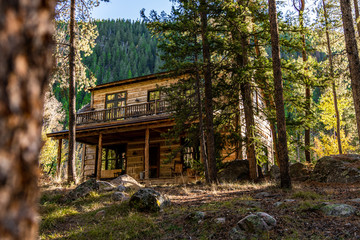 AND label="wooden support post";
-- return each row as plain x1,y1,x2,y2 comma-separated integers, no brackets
145,128,150,179
96,133,103,180
81,144,86,181
56,139,62,179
